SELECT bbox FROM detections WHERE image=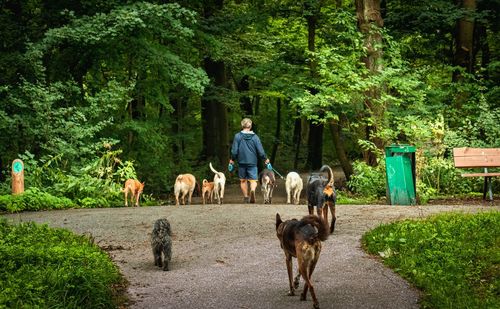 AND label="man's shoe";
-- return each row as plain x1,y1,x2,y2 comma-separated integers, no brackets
250,191,256,203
